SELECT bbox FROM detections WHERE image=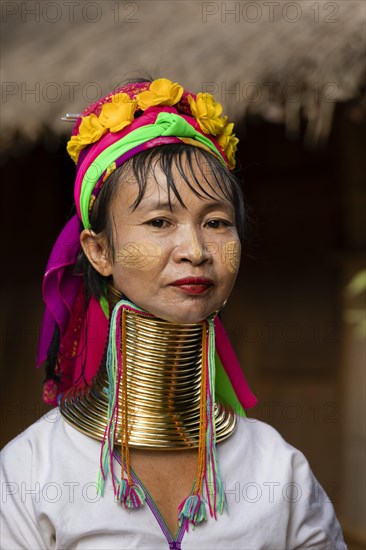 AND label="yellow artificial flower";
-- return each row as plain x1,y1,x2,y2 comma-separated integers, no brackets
224,134,239,170
138,78,184,110
67,114,107,164
217,117,234,152
188,93,225,136
66,114,107,164
78,113,107,145
217,117,232,146
217,117,239,169
99,94,138,133
66,135,82,164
